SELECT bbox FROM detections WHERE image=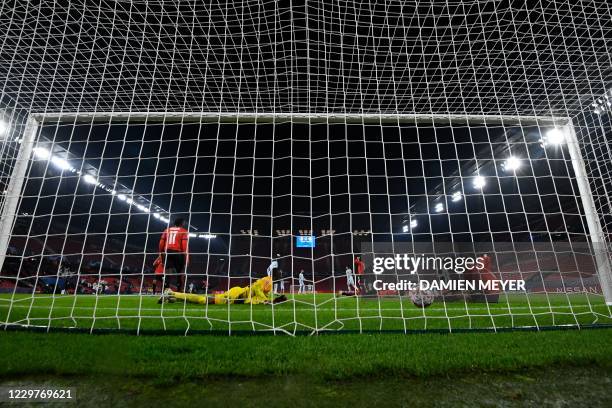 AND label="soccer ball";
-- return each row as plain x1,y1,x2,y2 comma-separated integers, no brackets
409,289,435,308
